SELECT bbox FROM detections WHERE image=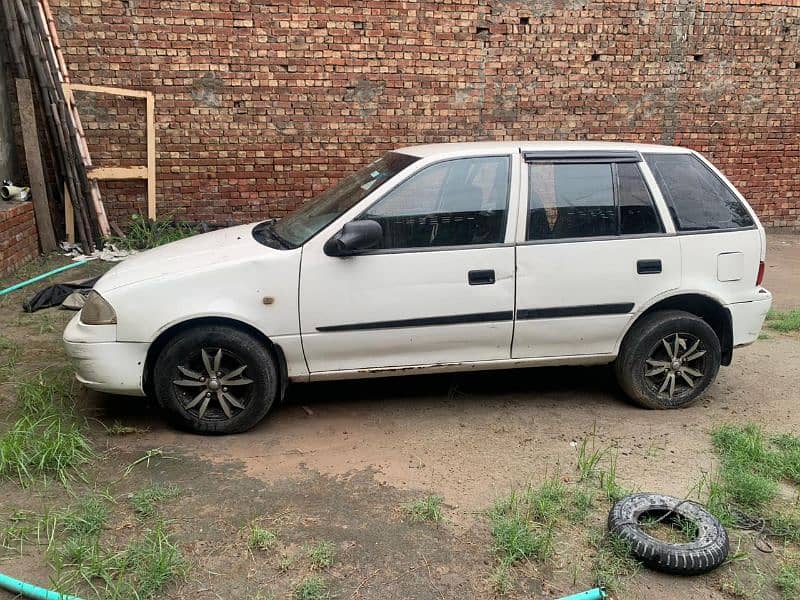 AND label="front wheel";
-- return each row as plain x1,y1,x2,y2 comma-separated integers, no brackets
153,325,278,434
615,310,721,409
